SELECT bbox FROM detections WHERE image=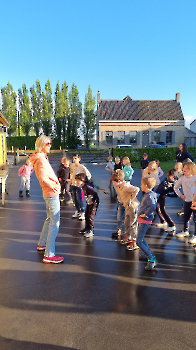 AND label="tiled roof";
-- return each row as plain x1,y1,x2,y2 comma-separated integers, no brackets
98,95,184,121
0,110,9,127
